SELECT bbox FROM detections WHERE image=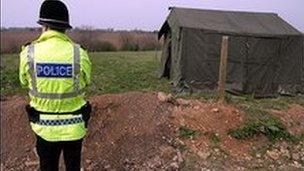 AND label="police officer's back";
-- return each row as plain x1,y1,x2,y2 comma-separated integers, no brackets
19,1,92,170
